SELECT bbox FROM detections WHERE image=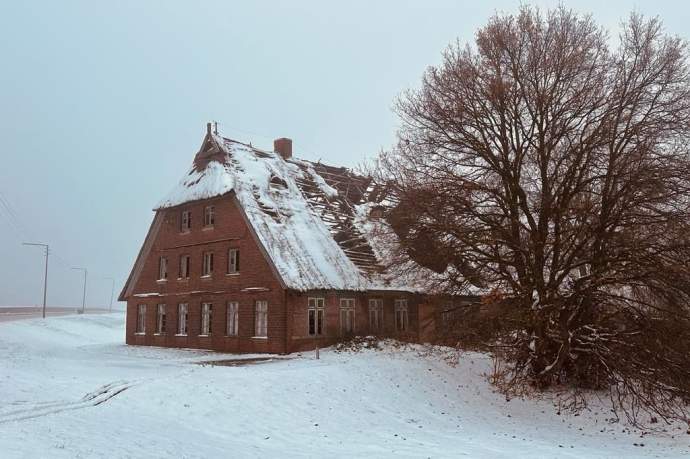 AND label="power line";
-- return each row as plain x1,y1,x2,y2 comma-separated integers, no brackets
71,267,88,313
0,190,115,309
0,191,26,238
0,190,74,271
0,191,22,223
50,251,73,270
